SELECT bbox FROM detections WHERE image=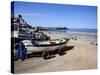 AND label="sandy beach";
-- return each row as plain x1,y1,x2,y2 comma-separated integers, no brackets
14,31,97,74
